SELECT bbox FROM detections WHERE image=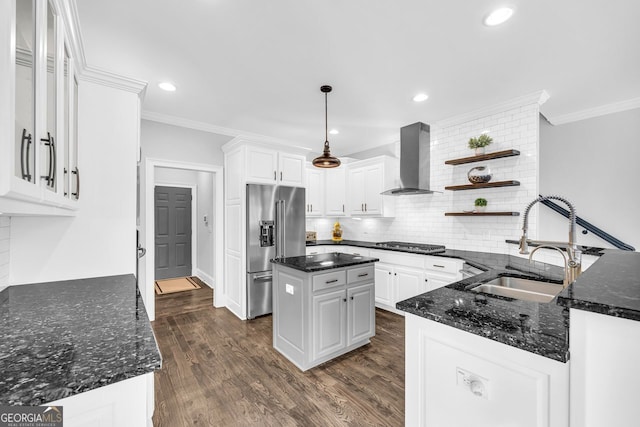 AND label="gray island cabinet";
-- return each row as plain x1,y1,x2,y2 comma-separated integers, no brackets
271,252,378,371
